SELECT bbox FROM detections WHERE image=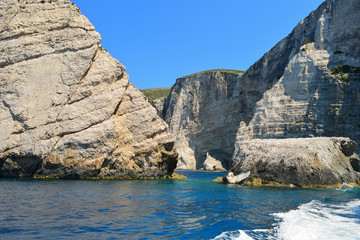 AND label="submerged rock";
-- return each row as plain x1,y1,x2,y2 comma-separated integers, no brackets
0,0,177,179
230,137,360,187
